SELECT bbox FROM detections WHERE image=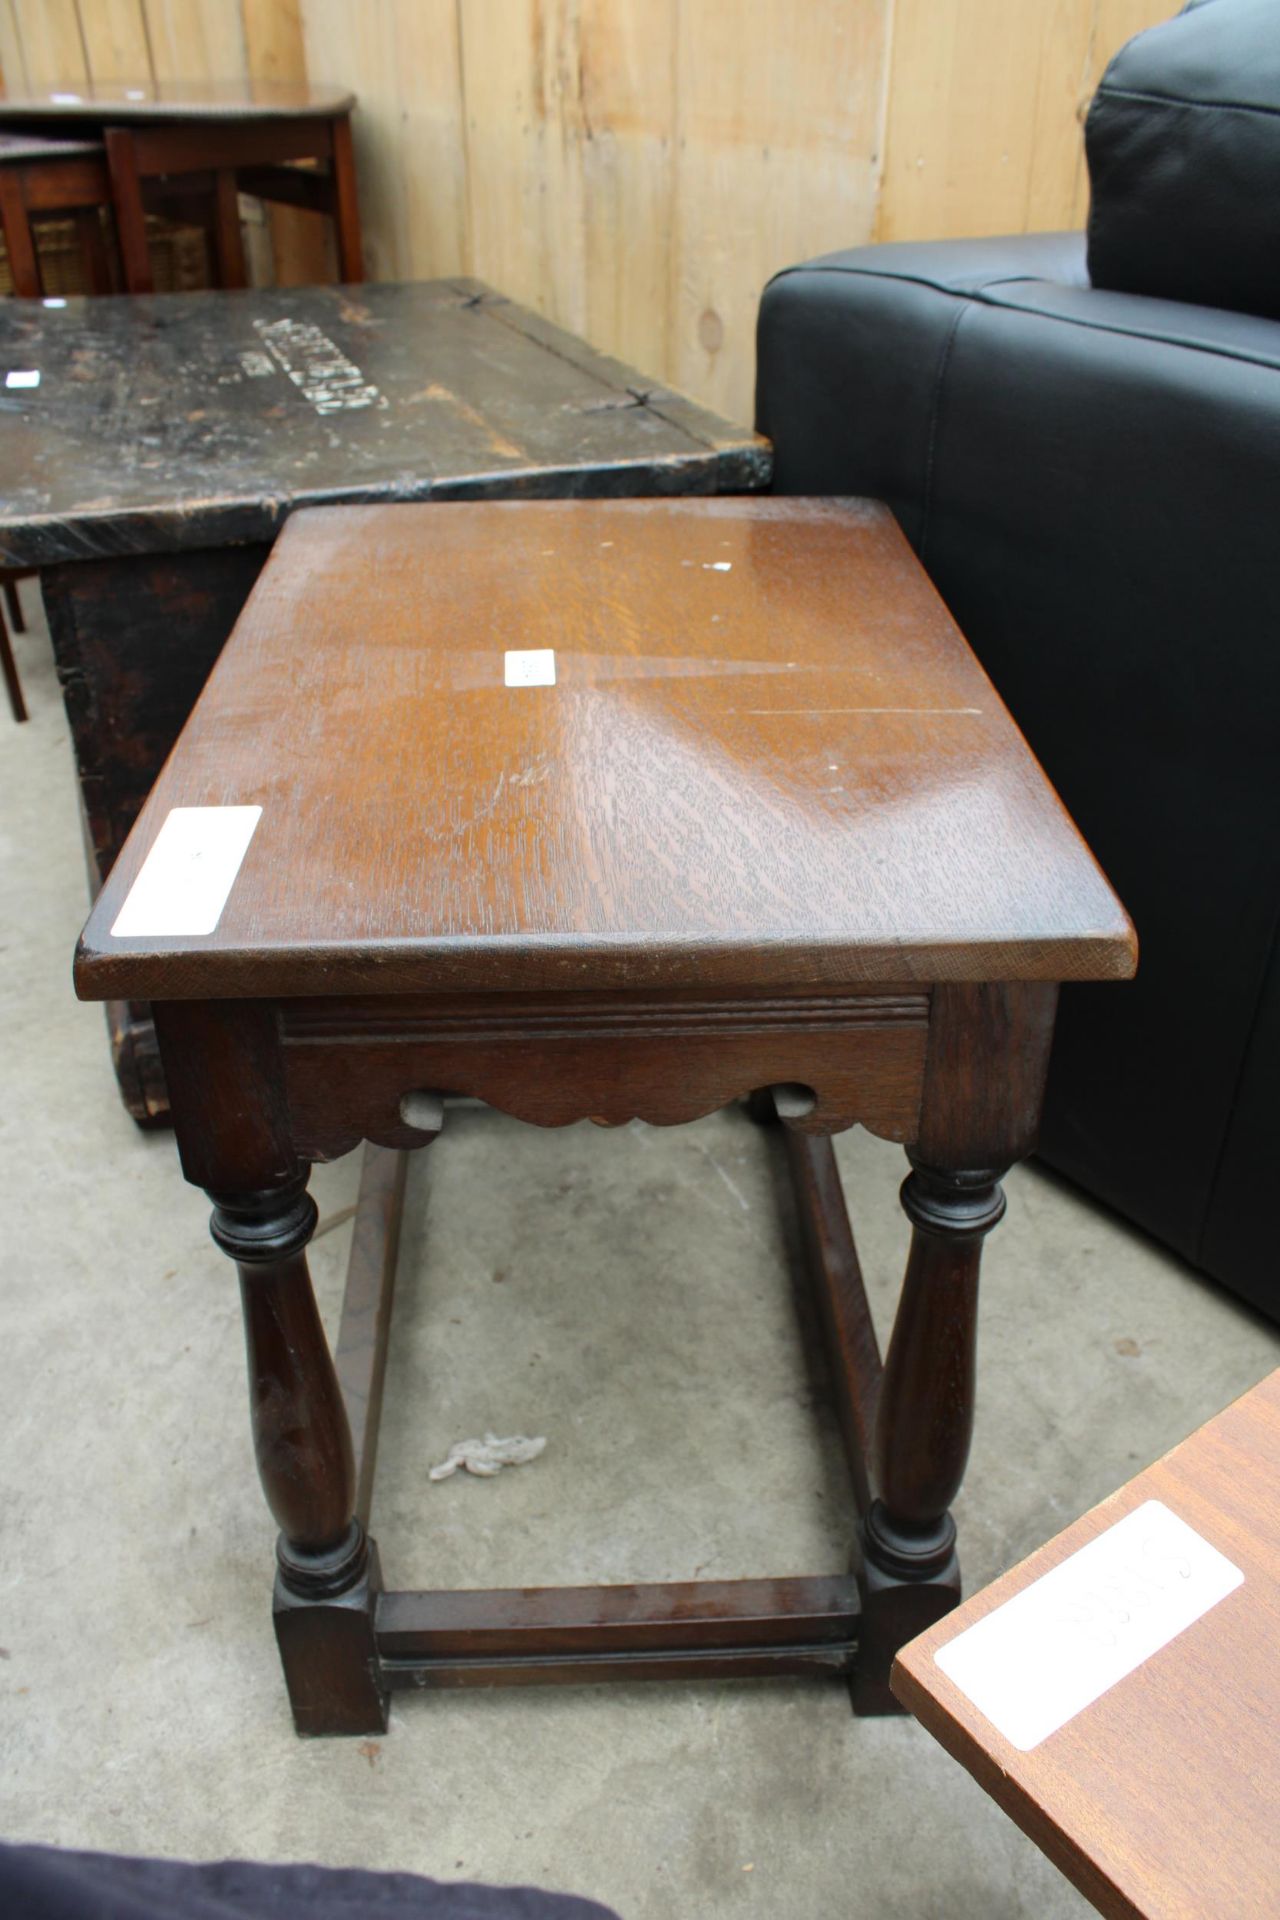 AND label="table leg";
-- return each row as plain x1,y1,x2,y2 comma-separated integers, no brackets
105,130,153,293
329,113,364,283
854,1162,1006,1711
208,1175,388,1736
853,980,1058,1713
155,999,387,1735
